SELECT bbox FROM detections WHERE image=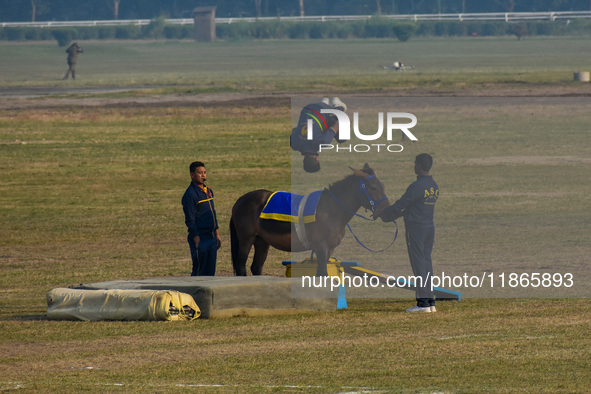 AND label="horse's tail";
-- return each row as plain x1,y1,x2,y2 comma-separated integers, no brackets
229,216,240,275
